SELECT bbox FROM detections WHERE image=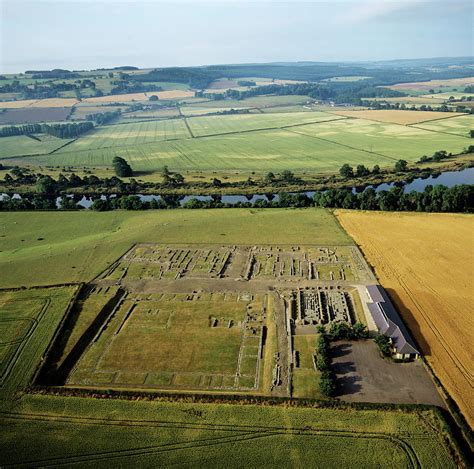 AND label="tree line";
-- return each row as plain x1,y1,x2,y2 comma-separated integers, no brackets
1,184,471,212
0,122,94,139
